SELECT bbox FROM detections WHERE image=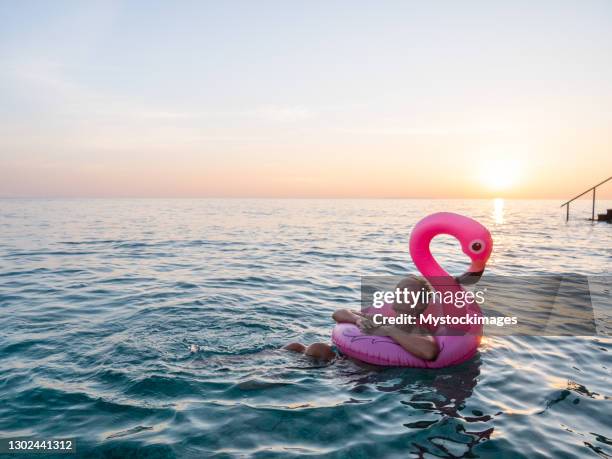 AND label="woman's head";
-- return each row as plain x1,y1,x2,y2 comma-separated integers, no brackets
392,275,431,315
